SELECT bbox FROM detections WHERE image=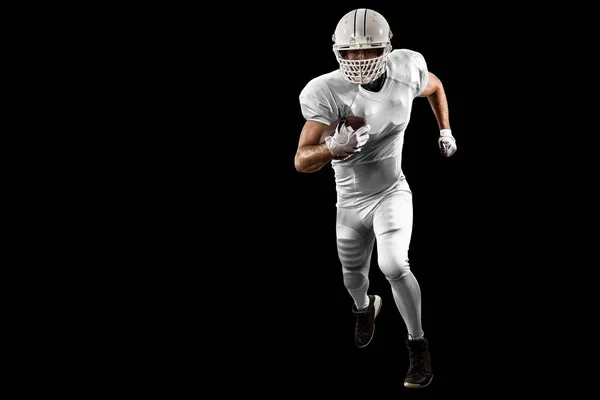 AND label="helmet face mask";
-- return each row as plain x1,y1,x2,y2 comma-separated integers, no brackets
332,9,393,85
